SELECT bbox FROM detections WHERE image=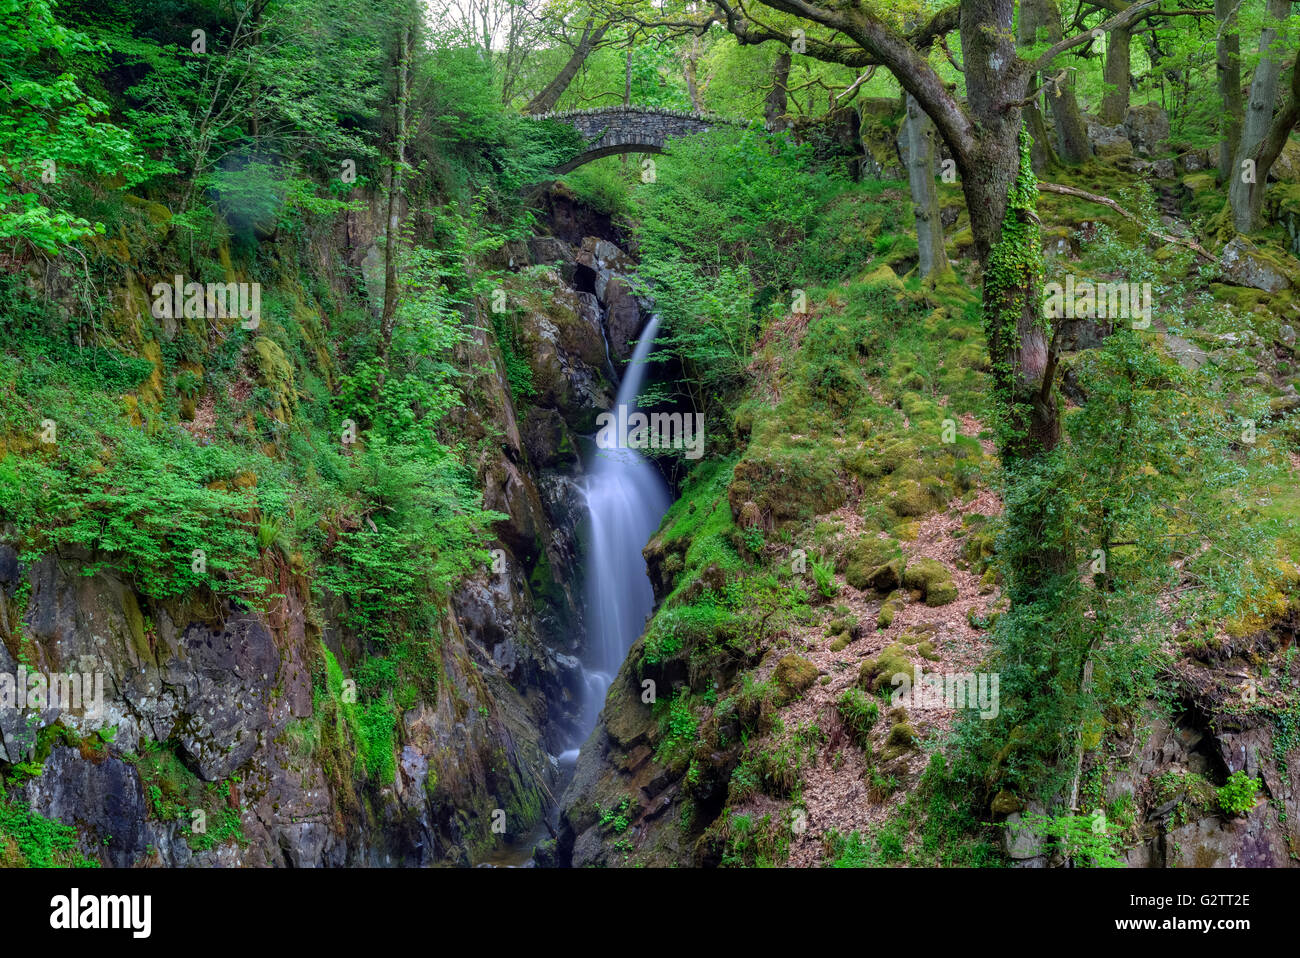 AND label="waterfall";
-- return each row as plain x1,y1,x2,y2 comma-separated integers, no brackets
566,315,672,755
